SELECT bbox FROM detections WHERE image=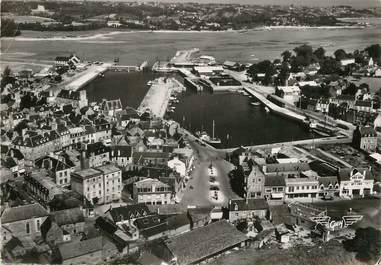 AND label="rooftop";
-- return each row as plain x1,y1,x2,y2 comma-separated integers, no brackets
72,168,102,179
96,164,120,175
228,198,269,211
165,220,248,265
1,203,49,224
